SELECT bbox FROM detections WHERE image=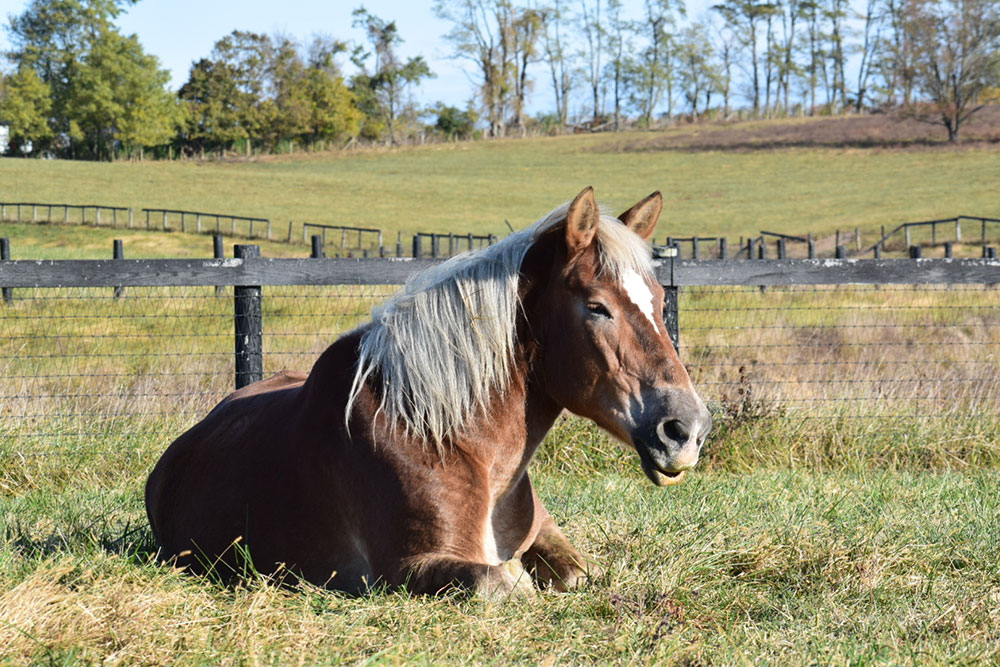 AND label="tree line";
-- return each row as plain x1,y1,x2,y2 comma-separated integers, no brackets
1,0,998,161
